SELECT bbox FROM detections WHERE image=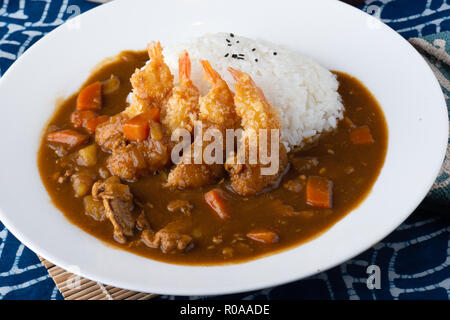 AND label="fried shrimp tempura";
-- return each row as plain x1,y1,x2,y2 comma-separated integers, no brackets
126,41,174,117
225,68,288,196
166,61,239,189
228,68,280,131
161,51,200,134
198,60,239,132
